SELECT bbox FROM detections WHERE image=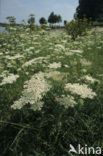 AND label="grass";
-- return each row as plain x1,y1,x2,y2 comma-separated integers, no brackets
0,26,103,155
